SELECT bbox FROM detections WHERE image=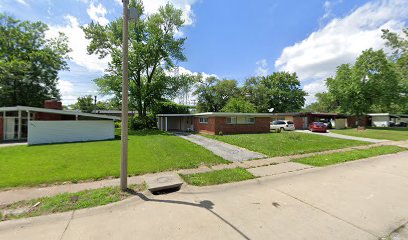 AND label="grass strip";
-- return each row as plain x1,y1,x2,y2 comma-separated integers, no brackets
0,184,145,221
203,132,369,157
295,146,406,167
180,168,255,186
